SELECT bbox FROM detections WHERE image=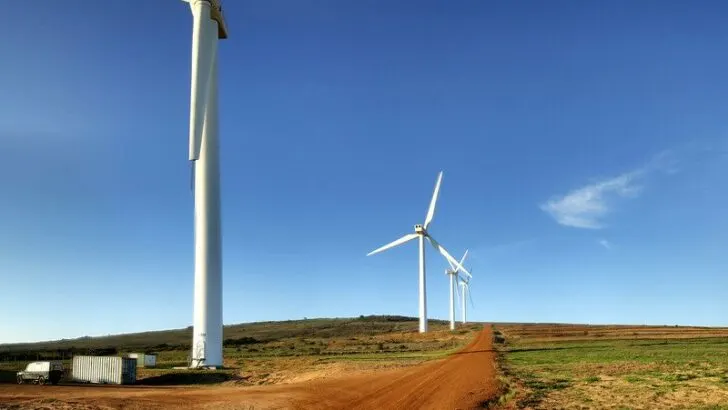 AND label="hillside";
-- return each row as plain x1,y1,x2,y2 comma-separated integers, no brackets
0,315,451,360
1,315,482,388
